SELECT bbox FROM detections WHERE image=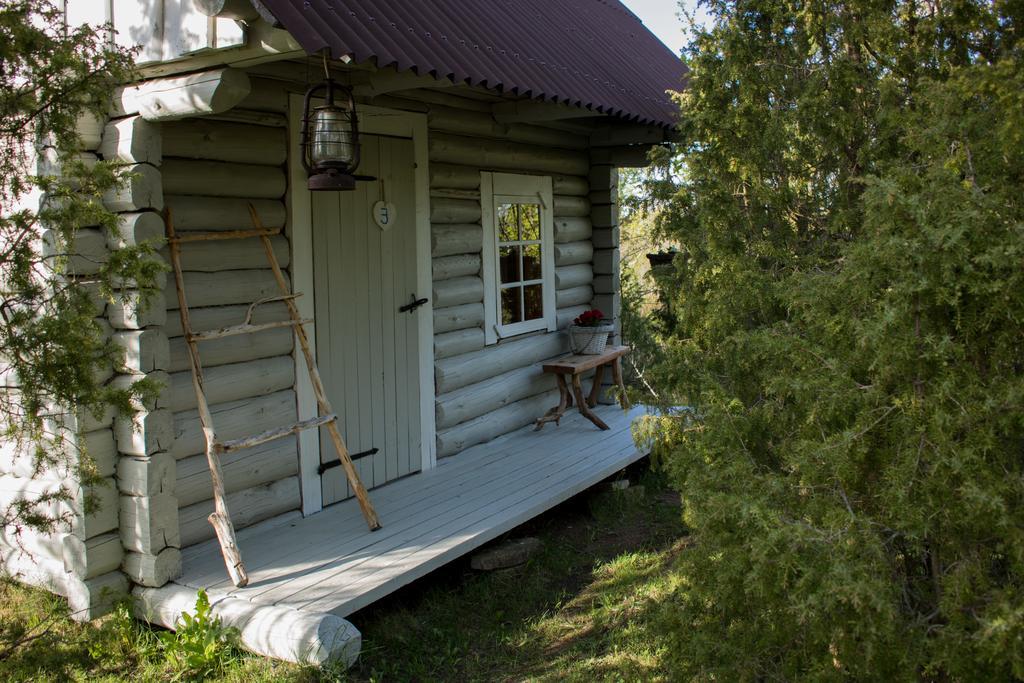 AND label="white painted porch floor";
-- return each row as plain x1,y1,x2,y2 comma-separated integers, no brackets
177,404,652,618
